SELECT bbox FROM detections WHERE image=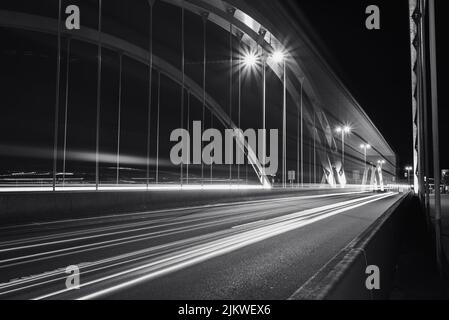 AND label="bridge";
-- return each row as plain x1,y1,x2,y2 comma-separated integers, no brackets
0,0,445,301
